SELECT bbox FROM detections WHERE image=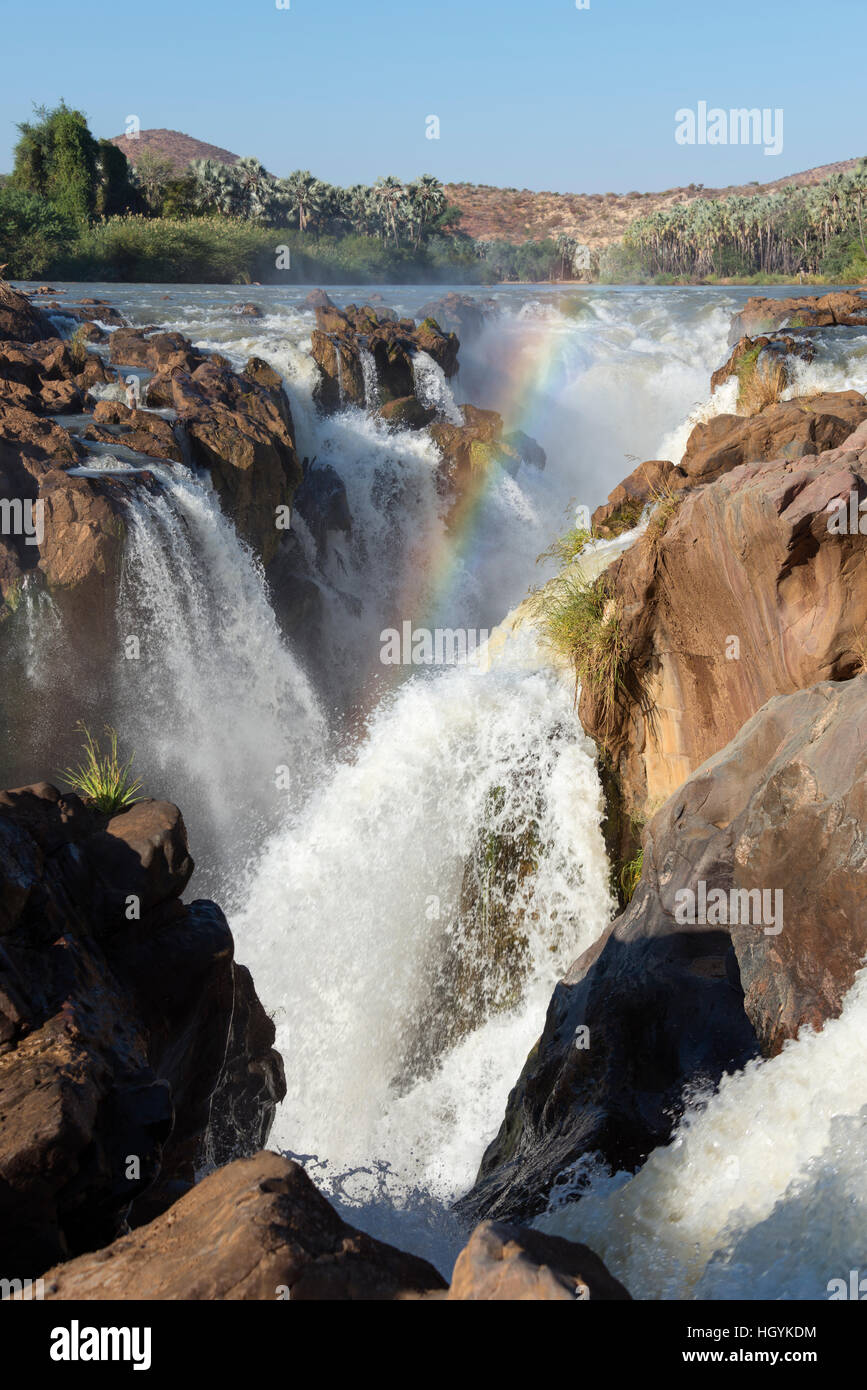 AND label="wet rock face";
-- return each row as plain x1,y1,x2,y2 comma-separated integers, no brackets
461,676,867,1225
579,421,867,822
170,357,303,564
40,1152,448,1301
310,302,459,413
710,332,815,394
0,783,282,1276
